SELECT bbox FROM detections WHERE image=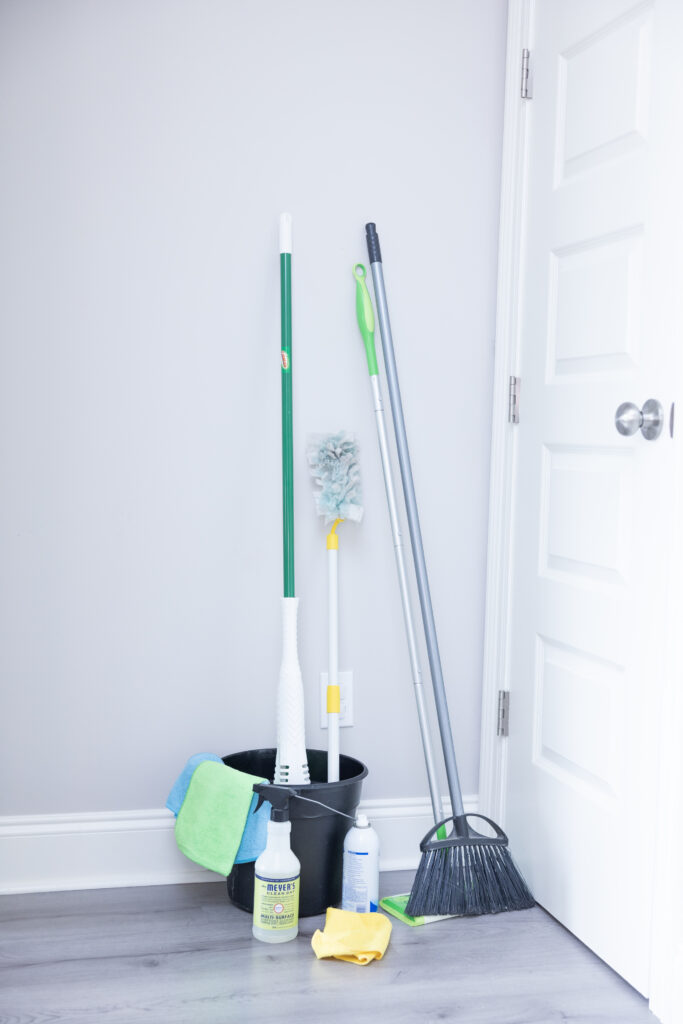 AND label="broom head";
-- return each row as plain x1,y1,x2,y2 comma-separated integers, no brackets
405,813,534,918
